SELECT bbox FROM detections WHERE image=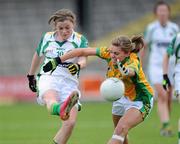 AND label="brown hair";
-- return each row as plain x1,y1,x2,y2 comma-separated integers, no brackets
48,9,76,29
111,35,144,53
154,1,170,14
